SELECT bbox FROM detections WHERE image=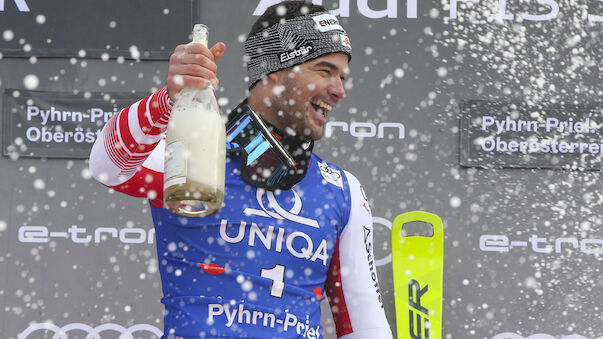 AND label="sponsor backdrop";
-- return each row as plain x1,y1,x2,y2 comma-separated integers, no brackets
0,0,600,338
